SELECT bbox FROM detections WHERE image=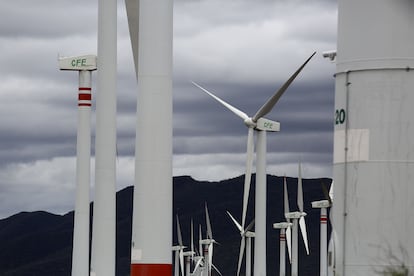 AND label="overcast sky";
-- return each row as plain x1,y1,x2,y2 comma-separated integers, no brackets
0,0,337,218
